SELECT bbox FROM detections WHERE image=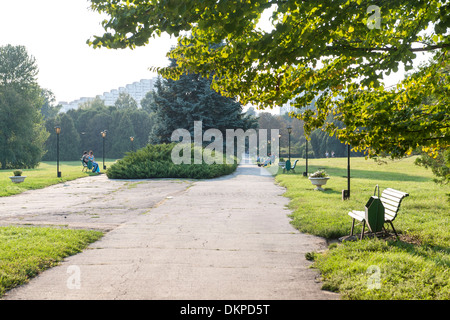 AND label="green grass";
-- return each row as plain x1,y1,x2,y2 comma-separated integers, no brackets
0,226,103,297
0,160,114,296
275,156,450,300
0,160,117,197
